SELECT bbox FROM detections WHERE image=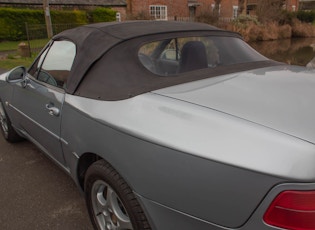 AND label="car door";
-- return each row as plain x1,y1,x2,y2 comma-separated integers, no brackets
10,40,76,166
